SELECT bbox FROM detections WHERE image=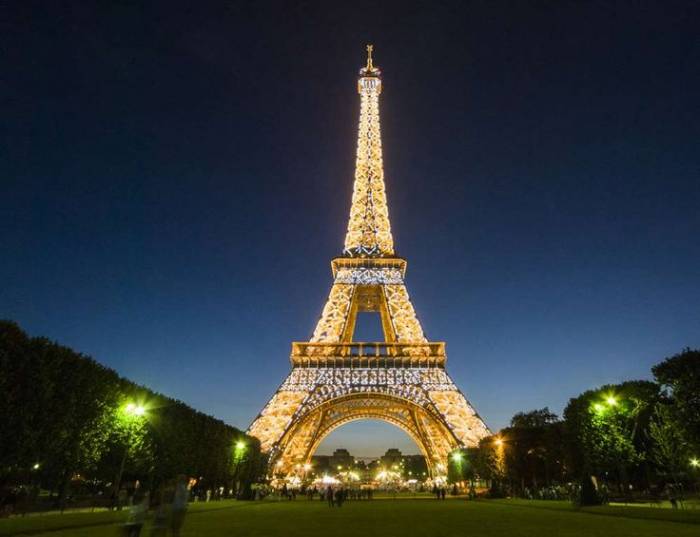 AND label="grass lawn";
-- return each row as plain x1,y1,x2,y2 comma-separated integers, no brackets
2,498,699,537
